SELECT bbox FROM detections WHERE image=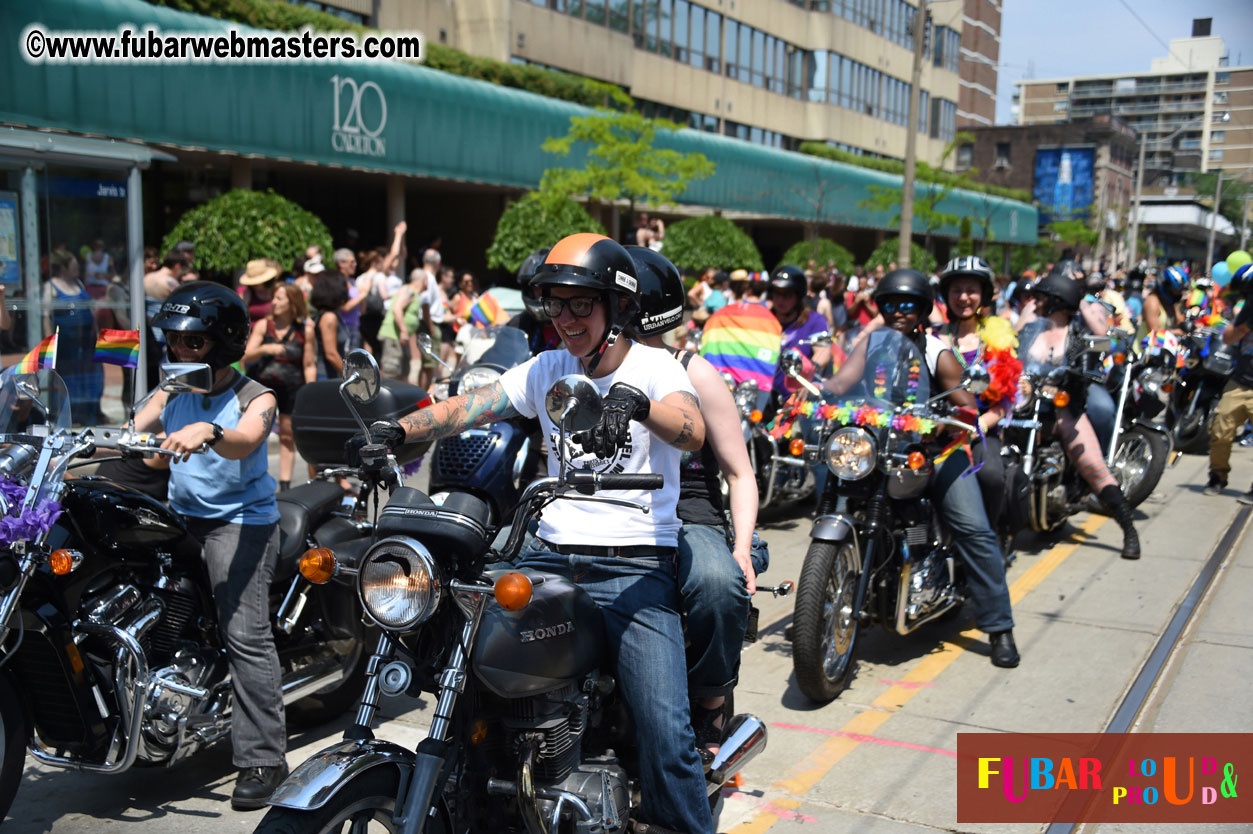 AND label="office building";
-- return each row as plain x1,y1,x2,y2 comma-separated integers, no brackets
956,0,999,127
